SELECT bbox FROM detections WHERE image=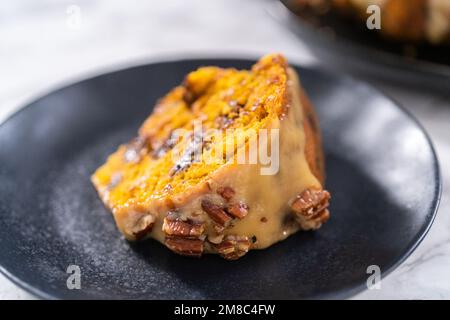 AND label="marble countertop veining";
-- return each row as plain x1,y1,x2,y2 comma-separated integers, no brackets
0,0,449,300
